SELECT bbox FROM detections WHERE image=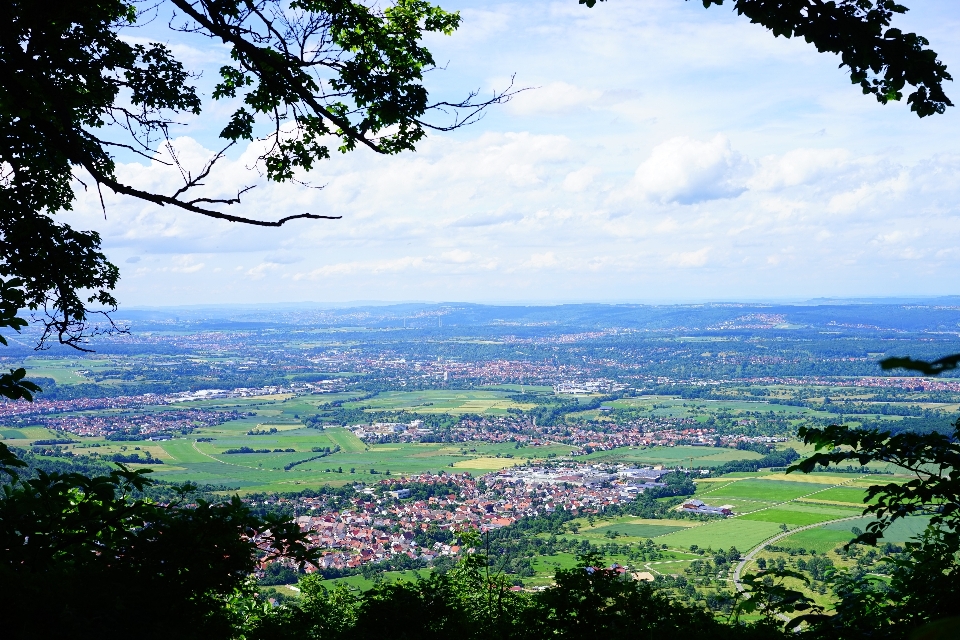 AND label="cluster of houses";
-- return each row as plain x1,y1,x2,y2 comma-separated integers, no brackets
499,464,674,493
307,351,591,386
33,408,247,438
0,393,162,420
743,374,960,393
166,382,323,401
350,412,781,455
267,466,671,573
